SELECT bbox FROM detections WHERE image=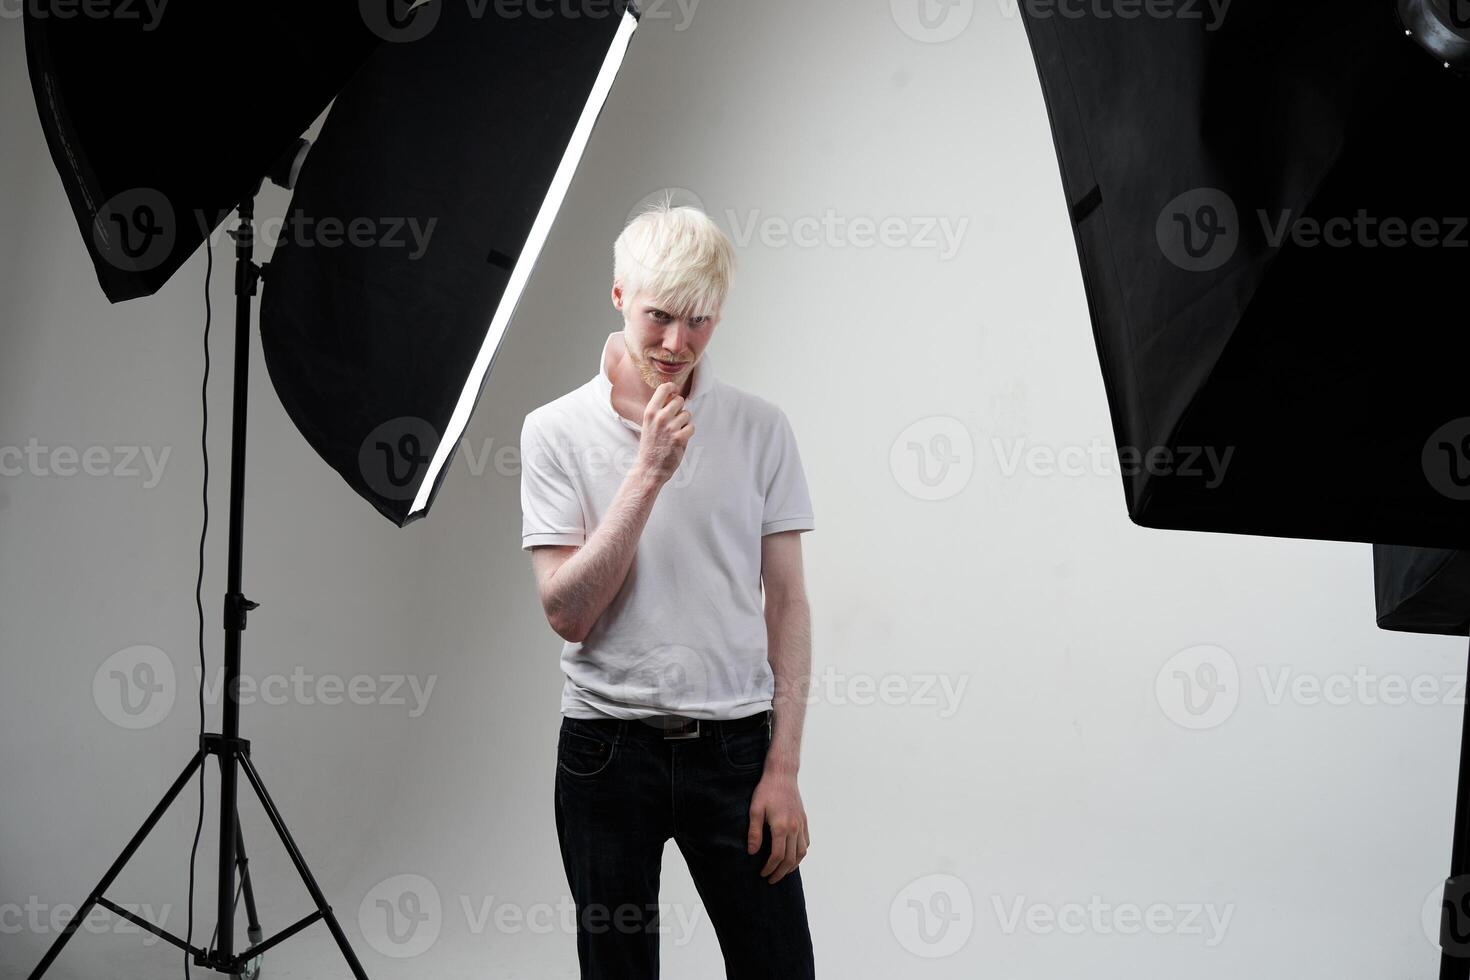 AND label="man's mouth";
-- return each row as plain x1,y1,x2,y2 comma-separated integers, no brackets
653,358,686,374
